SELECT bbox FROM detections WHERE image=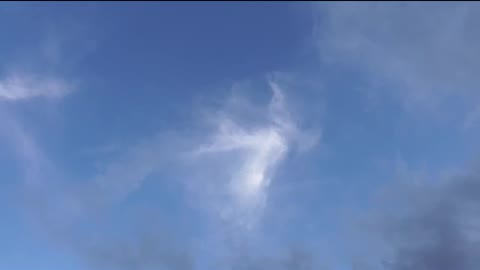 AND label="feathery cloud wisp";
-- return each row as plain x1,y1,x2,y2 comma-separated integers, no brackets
5,72,318,268
0,72,71,101
193,78,316,228
315,2,480,118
